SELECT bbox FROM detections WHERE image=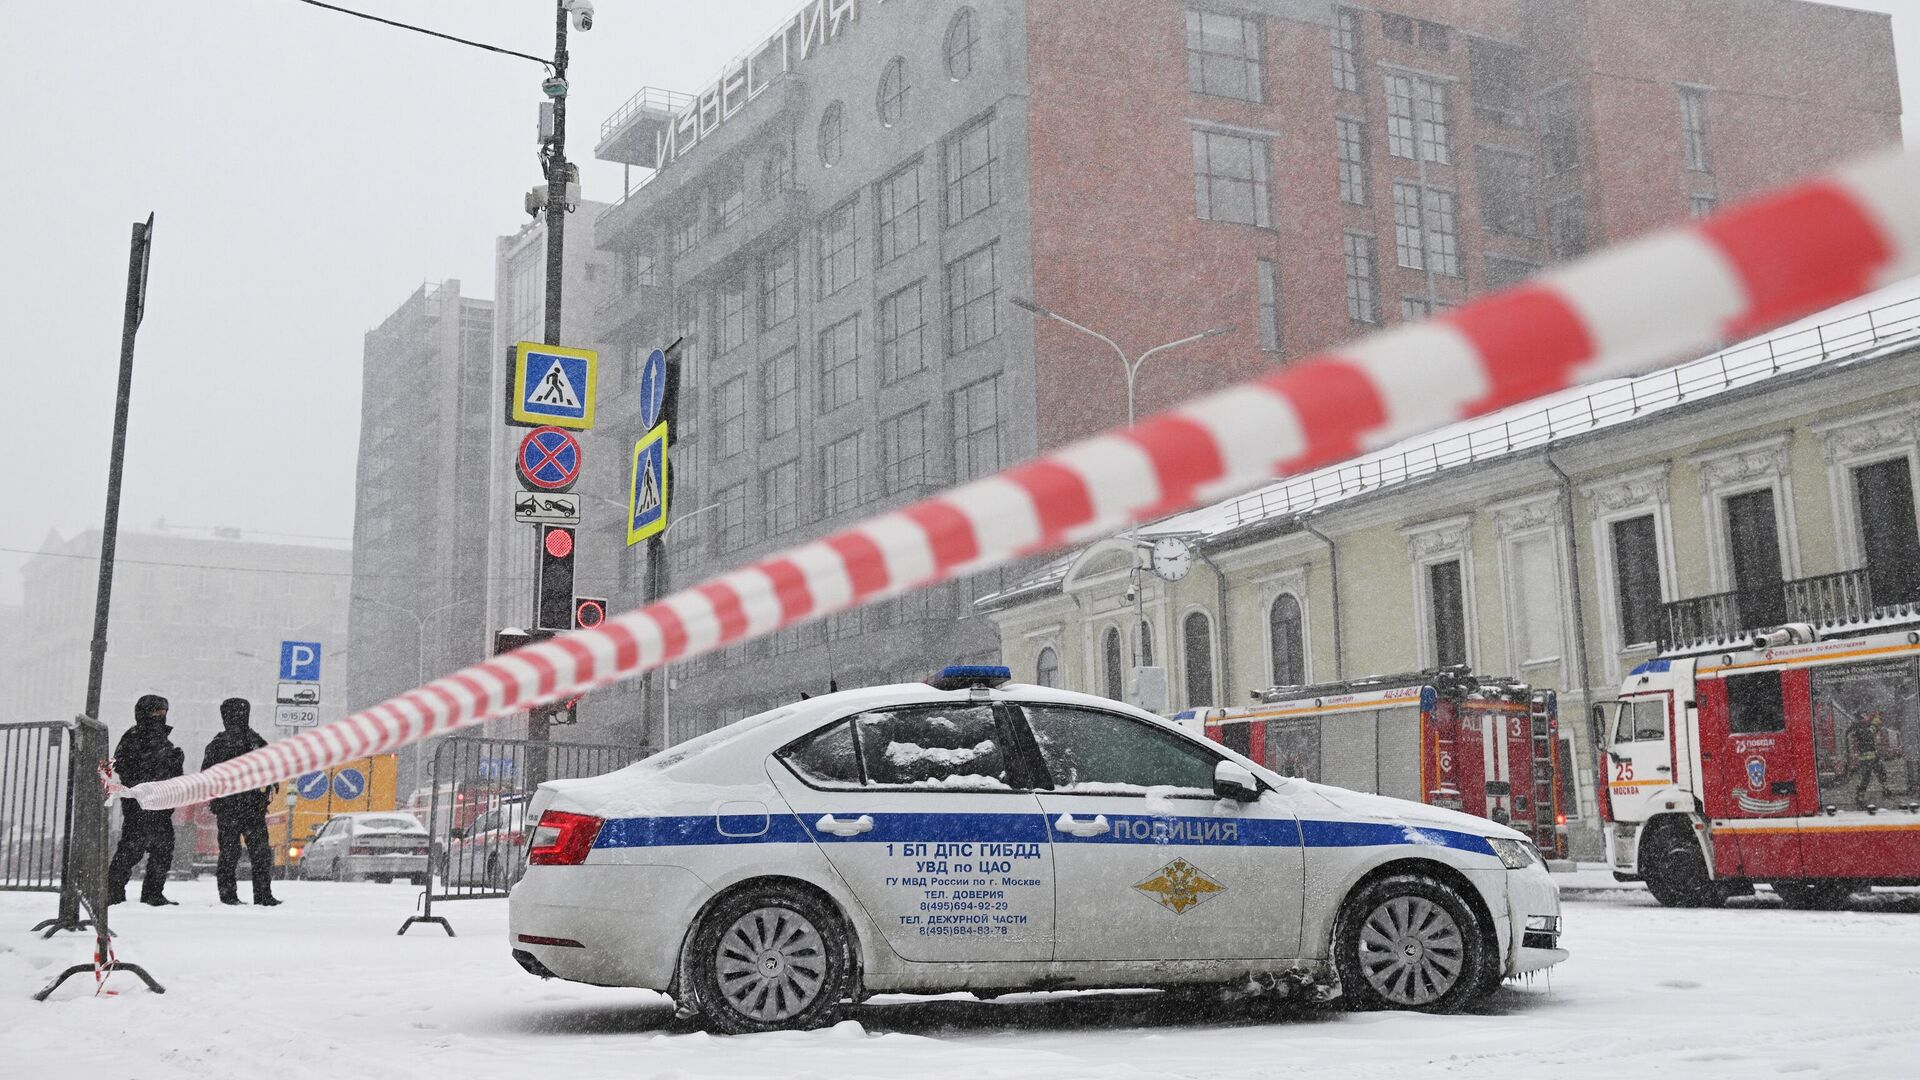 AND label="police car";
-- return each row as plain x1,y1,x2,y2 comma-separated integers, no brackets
508,667,1565,1033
